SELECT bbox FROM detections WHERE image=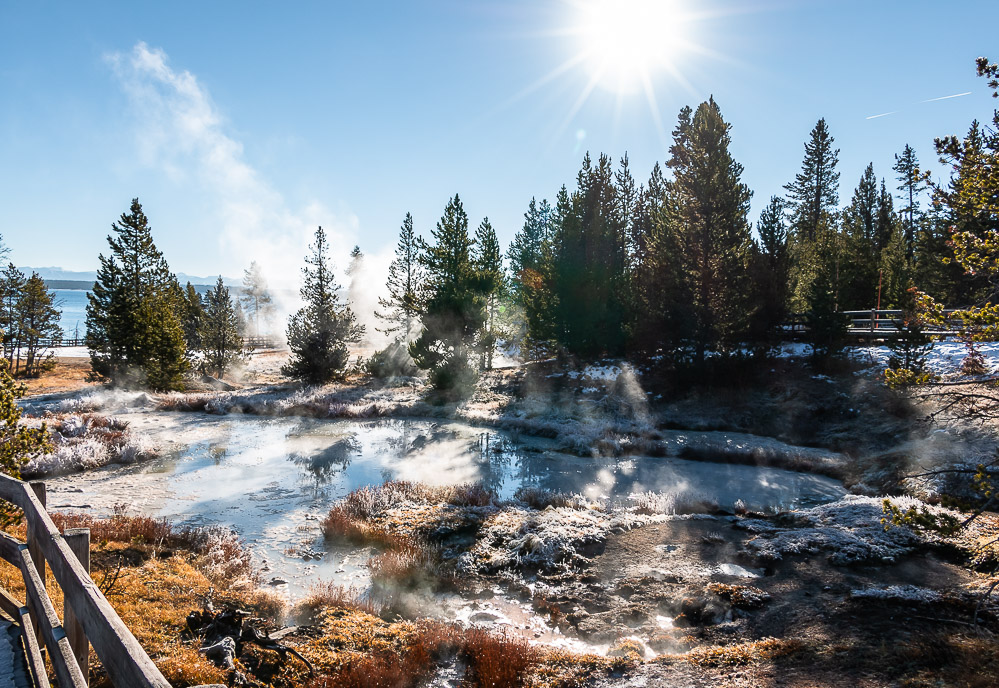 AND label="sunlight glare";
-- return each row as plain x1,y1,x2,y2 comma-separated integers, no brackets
577,0,688,94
